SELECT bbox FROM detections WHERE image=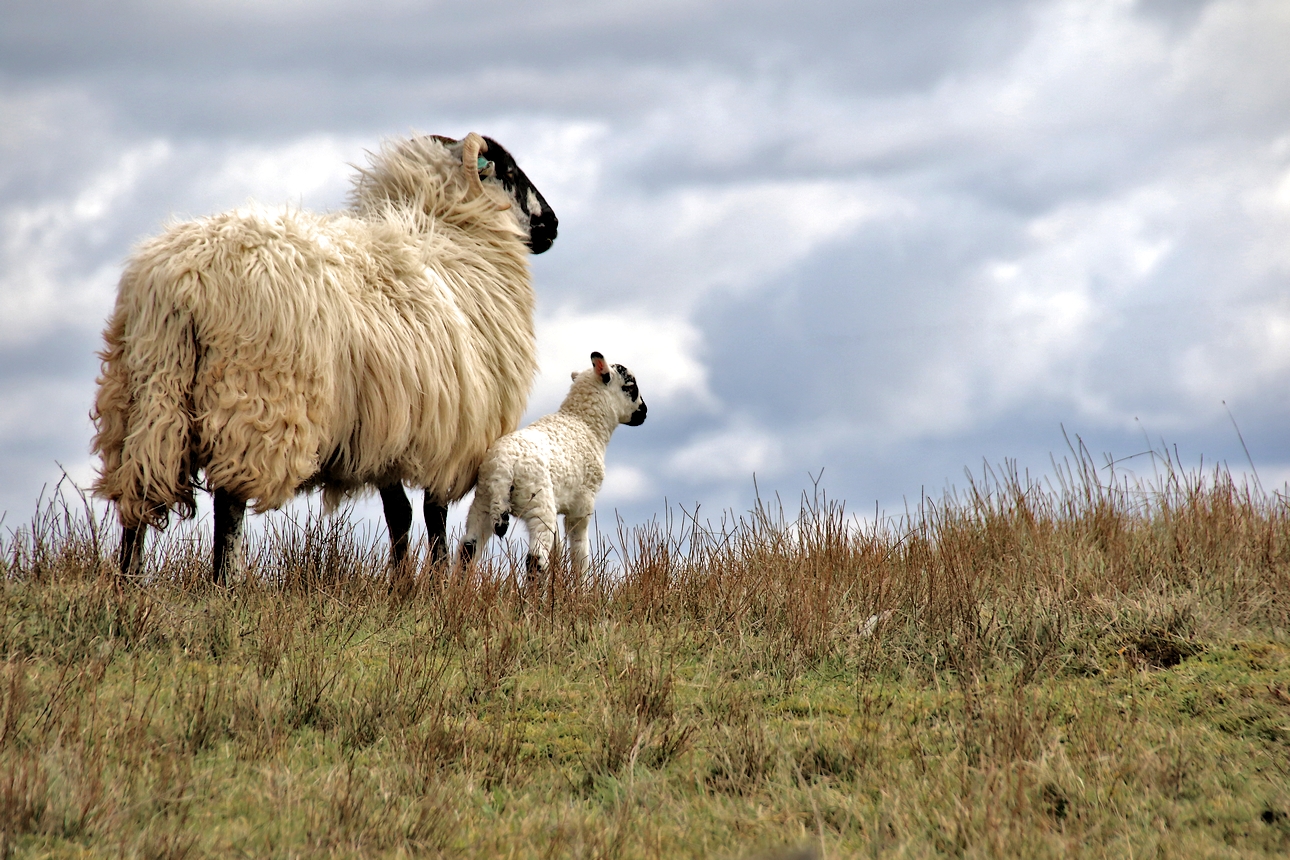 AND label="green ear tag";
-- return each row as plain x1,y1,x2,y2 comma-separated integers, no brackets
477,157,489,170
